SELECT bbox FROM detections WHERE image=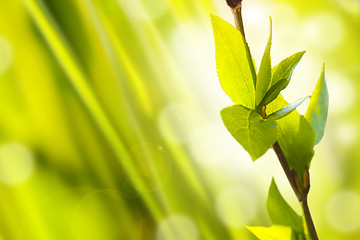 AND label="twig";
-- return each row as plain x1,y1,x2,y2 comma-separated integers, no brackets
272,142,303,201
226,1,319,239
302,198,319,240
